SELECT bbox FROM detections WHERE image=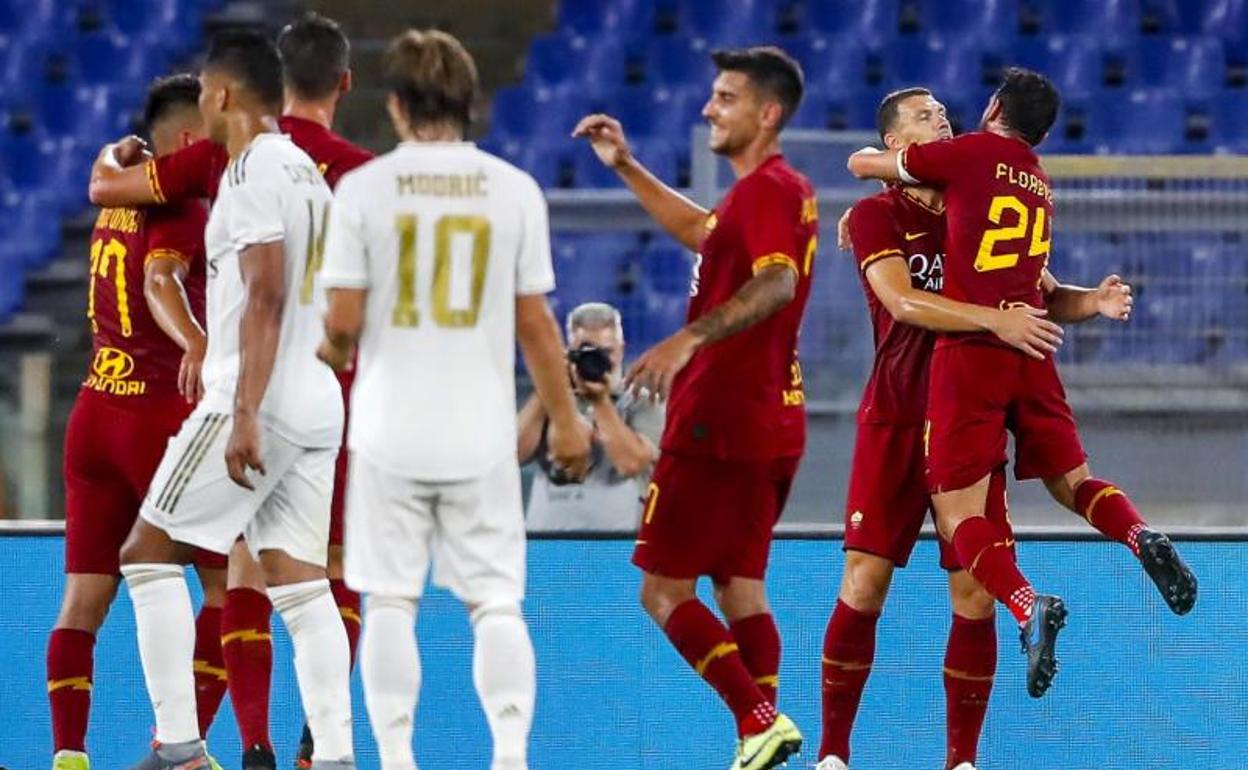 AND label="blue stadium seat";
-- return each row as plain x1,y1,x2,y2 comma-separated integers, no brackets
1141,0,1205,34
603,85,685,139
640,240,695,296
676,0,777,46
1203,0,1248,58
514,138,573,189
1130,36,1227,99
815,34,870,93
1089,88,1186,153
1046,0,1142,40
780,34,836,83
0,0,61,36
804,0,899,50
884,35,985,93
0,189,61,269
1211,89,1248,153
525,34,590,87
633,139,681,186
648,36,717,87
490,84,589,141
918,0,1020,46
1007,35,1105,100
